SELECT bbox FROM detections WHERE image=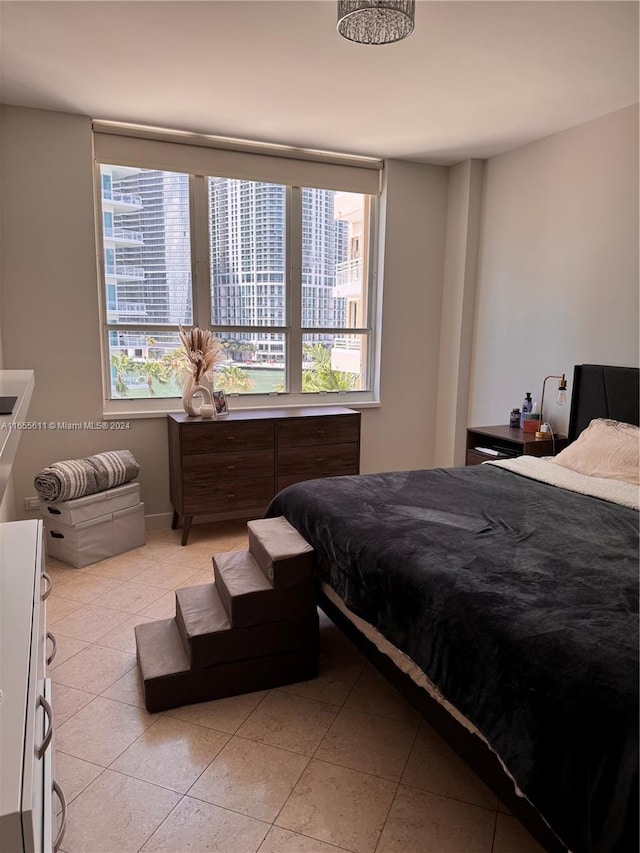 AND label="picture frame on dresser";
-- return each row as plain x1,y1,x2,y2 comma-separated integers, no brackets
213,390,229,417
